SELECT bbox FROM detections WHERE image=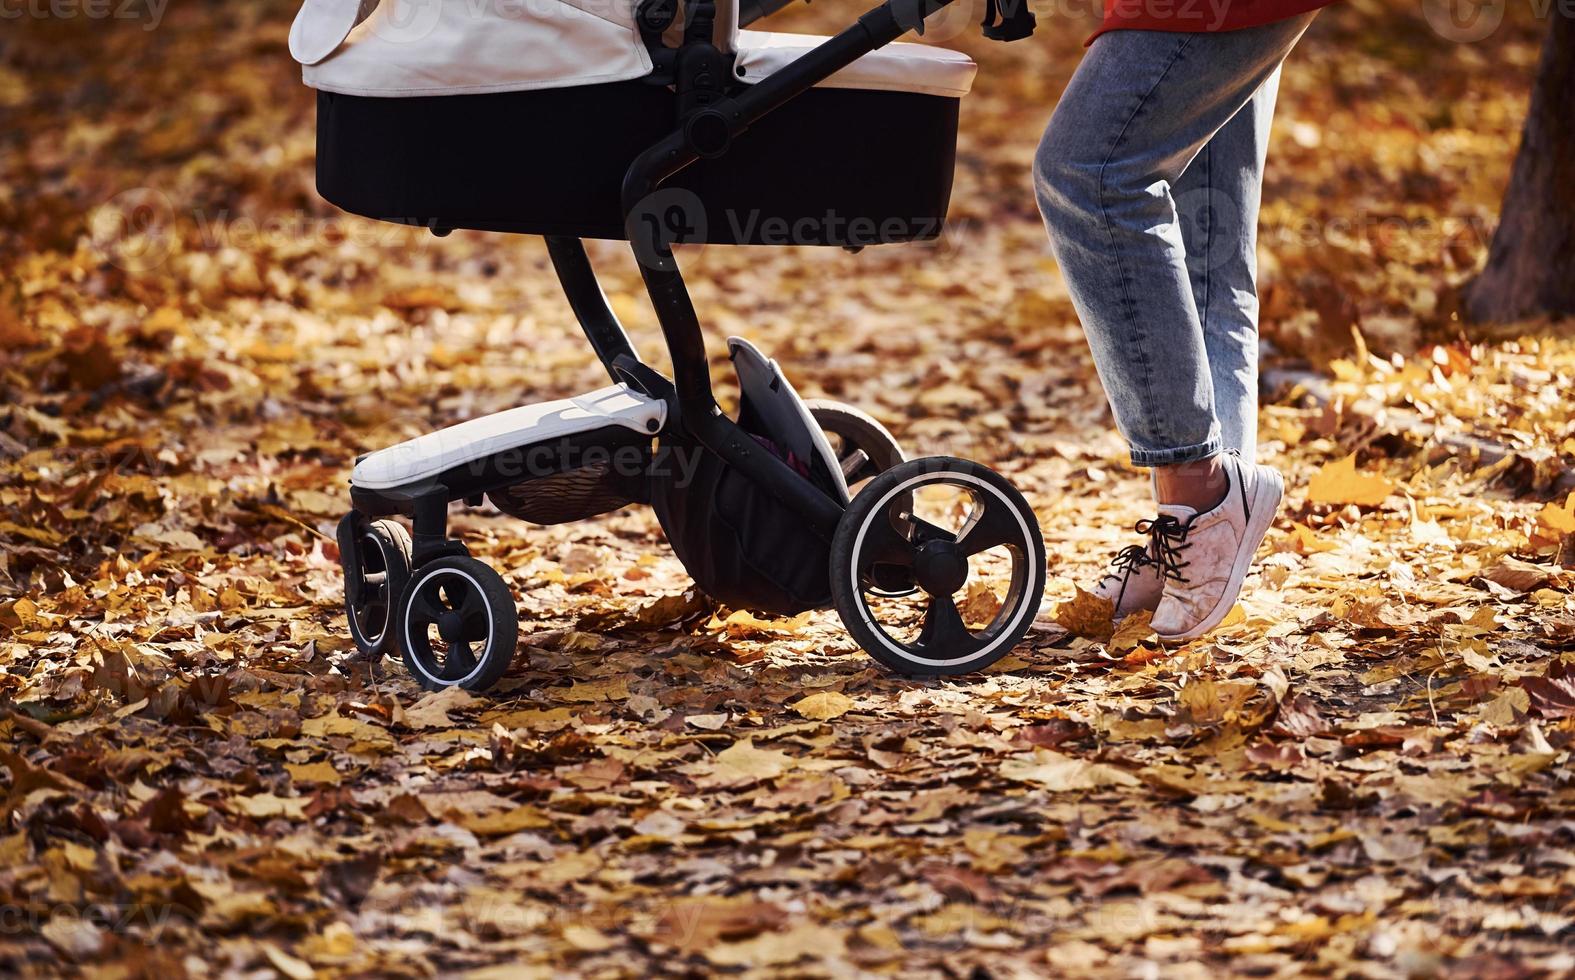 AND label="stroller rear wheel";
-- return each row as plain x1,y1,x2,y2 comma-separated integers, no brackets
338,514,413,659
805,399,904,488
397,556,519,691
829,457,1045,676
